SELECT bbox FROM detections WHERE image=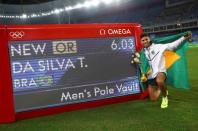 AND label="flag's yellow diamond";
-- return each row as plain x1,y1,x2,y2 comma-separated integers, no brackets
164,51,180,69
